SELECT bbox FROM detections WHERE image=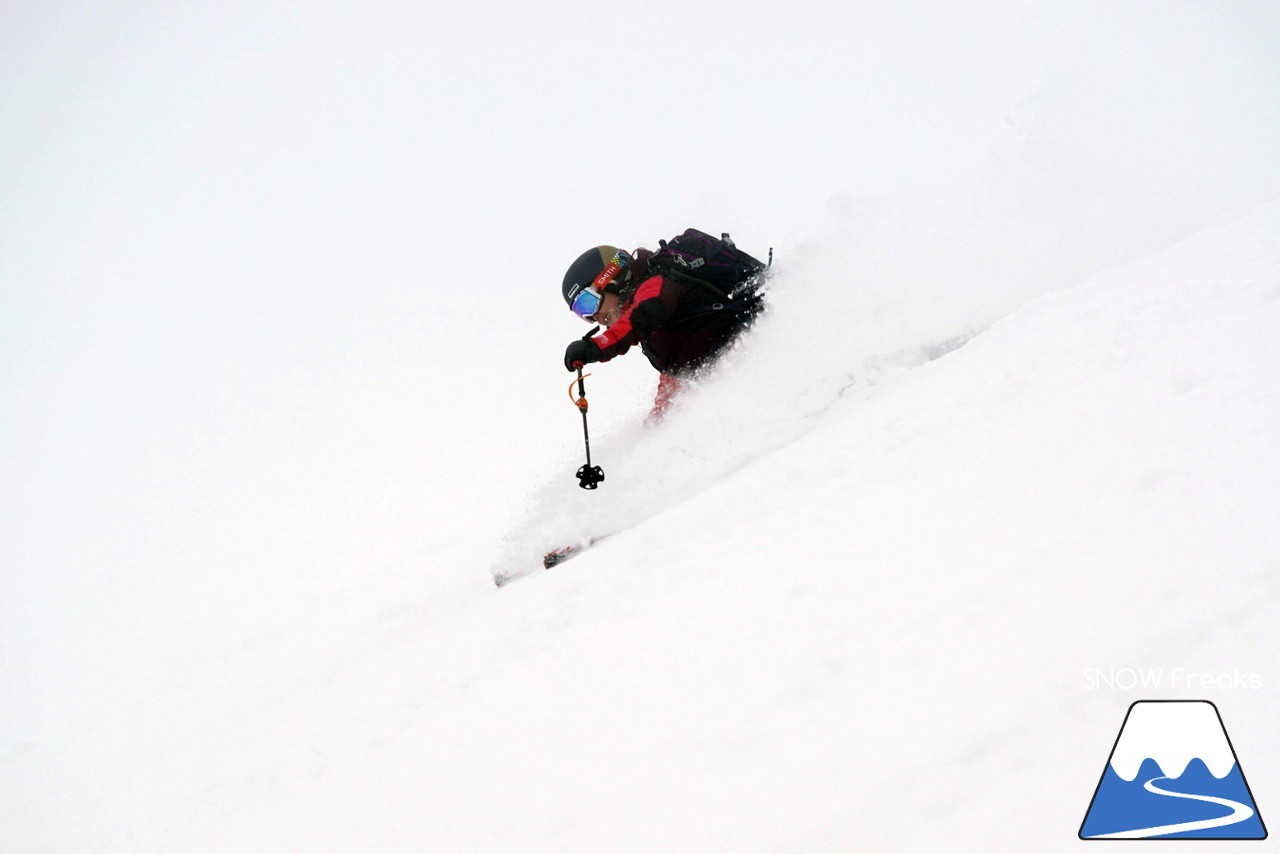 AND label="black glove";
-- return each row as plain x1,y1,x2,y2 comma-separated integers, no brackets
564,338,603,371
